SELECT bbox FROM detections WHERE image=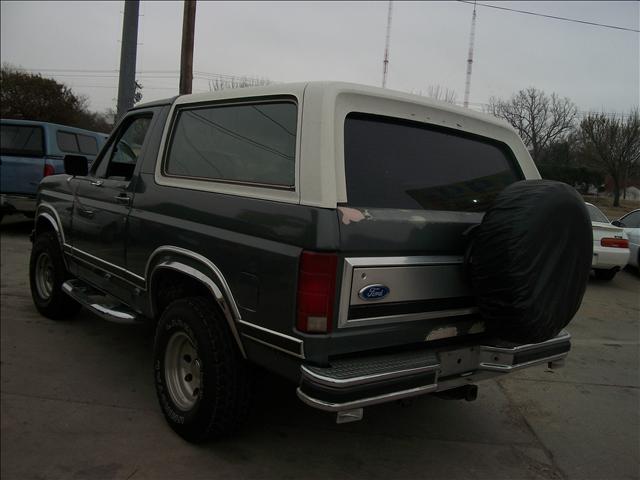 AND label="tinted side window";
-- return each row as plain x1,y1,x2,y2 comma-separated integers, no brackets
622,211,640,228
57,131,80,153
99,116,152,181
0,125,44,157
344,113,522,212
77,134,98,155
165,102,297,188
107,117,151,180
